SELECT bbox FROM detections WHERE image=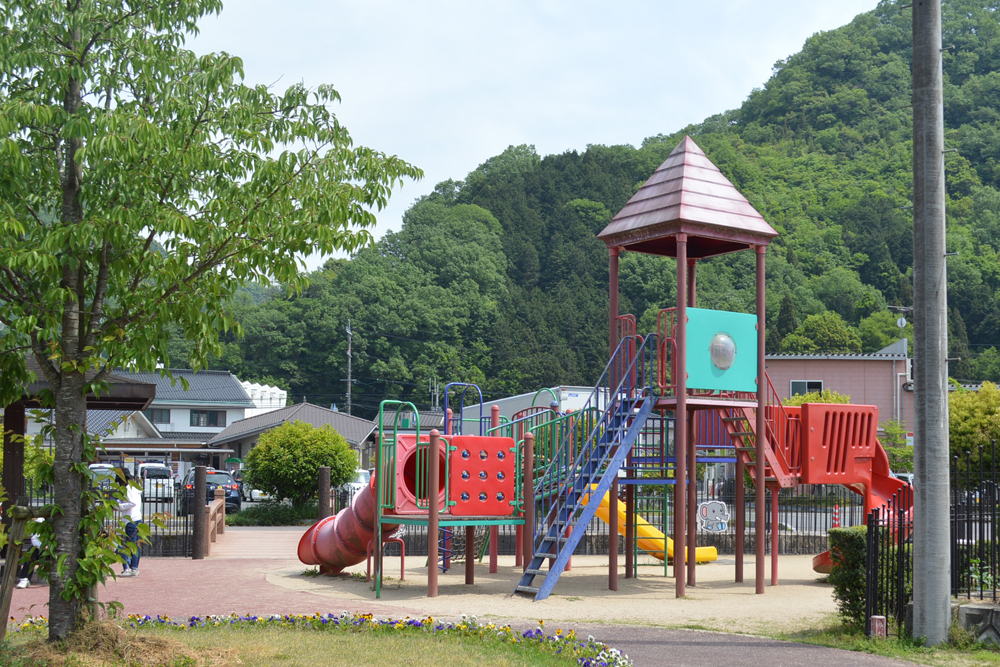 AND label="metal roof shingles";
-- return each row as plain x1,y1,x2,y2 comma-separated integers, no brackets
209,402,375,446
598,136,777,254
119,369,254,406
